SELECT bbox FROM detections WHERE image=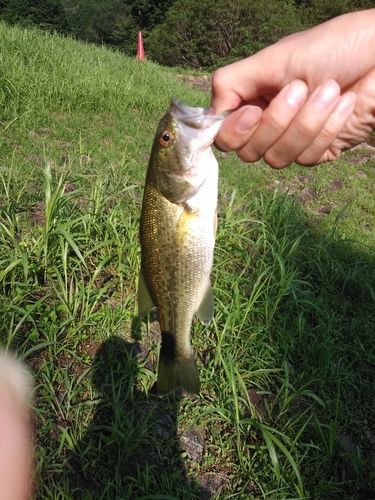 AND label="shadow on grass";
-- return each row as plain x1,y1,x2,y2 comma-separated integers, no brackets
66,335,201,500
